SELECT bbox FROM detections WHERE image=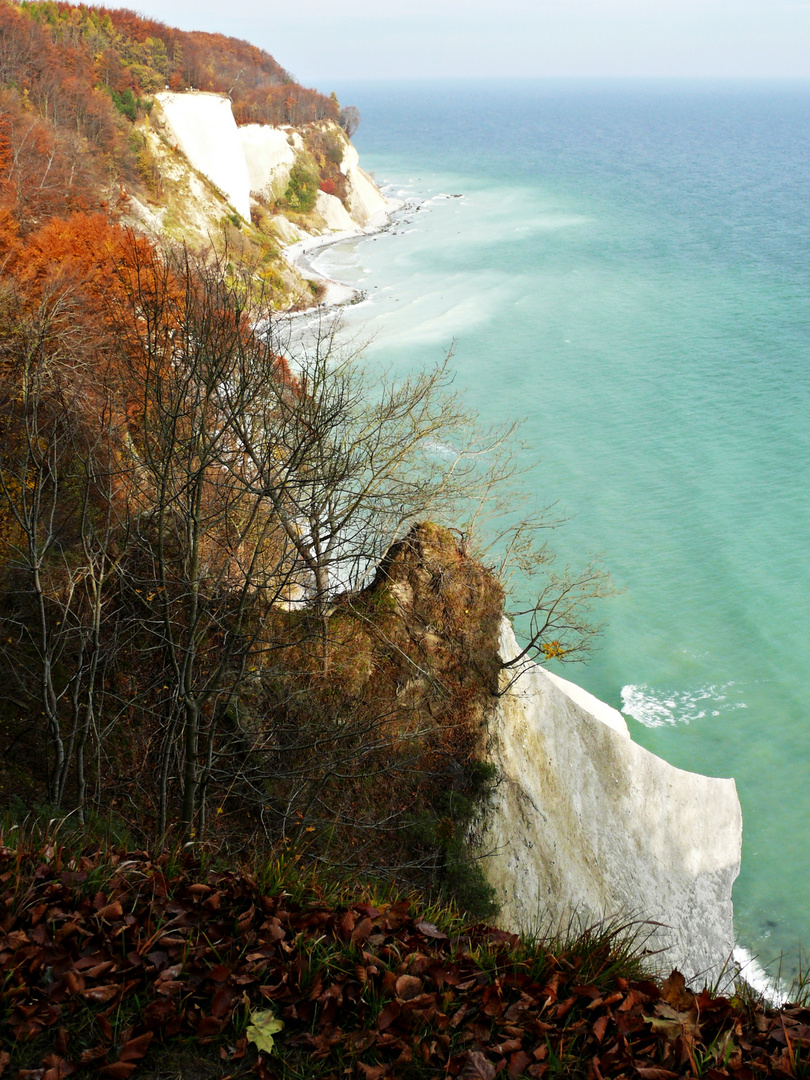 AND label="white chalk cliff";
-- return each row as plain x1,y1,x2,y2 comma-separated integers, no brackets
239,123,298,201
155,92,252,221
338,140,391,227
476,619,742,989
153,91,389,236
